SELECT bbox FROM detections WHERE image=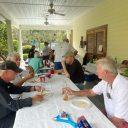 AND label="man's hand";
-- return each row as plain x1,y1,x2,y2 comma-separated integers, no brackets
62,87,74,95
110,117,124,127
25,73,34,80
61,60,70,78
25,66,34,73
32,95,43,103
25,66,30,70
35,86,41,92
